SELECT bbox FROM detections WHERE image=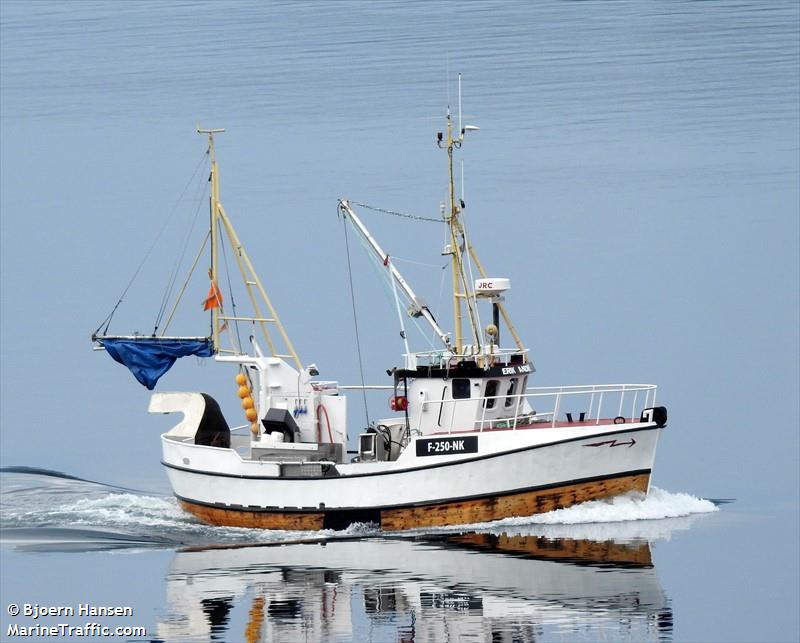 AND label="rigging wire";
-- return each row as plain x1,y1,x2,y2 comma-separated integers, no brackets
94,149,210,337
341,212,371,430
153,158,210,333
344,199,447,348
218,217,244,354
350,226,437,350
391,255,446,269
348,200,444,224
430,206,452,347
159,230,210,336
430,262,449,348
460,208,483,341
